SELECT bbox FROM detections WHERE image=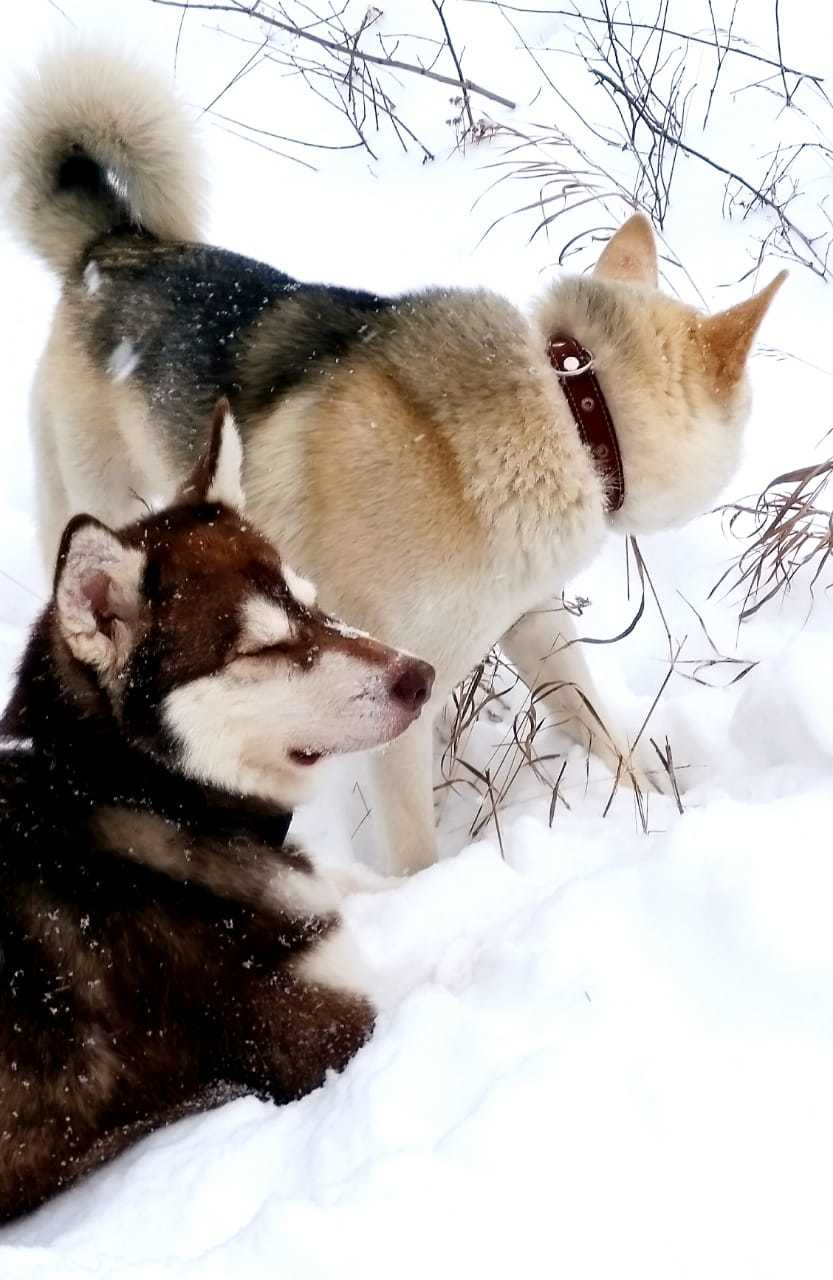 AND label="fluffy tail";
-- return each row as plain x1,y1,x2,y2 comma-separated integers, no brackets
3,48,204,277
